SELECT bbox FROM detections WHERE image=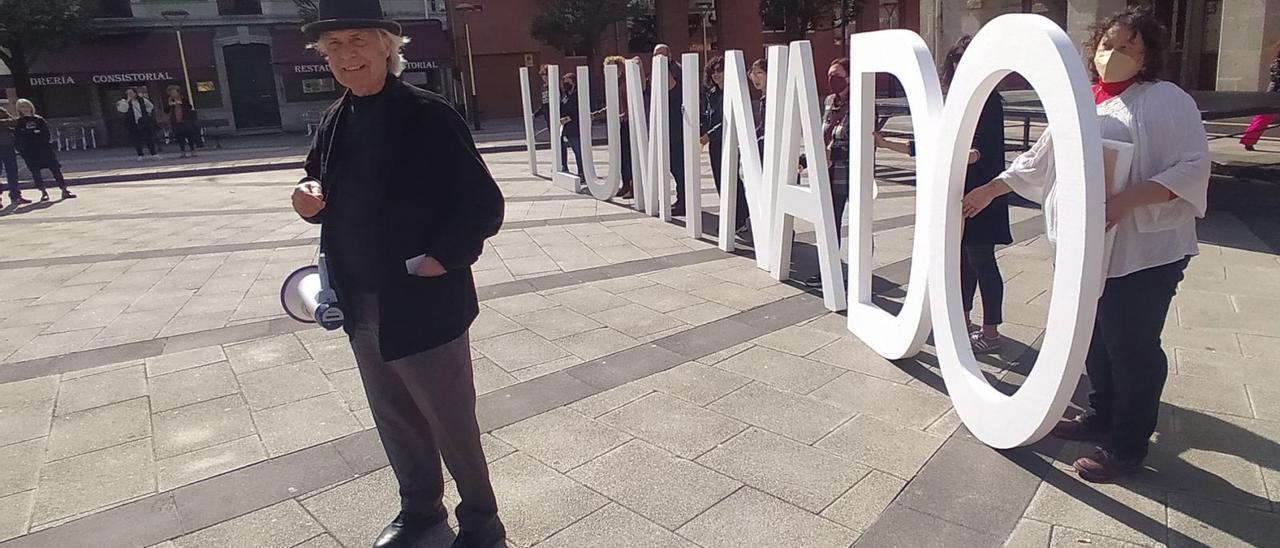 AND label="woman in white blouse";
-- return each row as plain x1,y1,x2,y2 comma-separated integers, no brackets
961,7,1209,483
